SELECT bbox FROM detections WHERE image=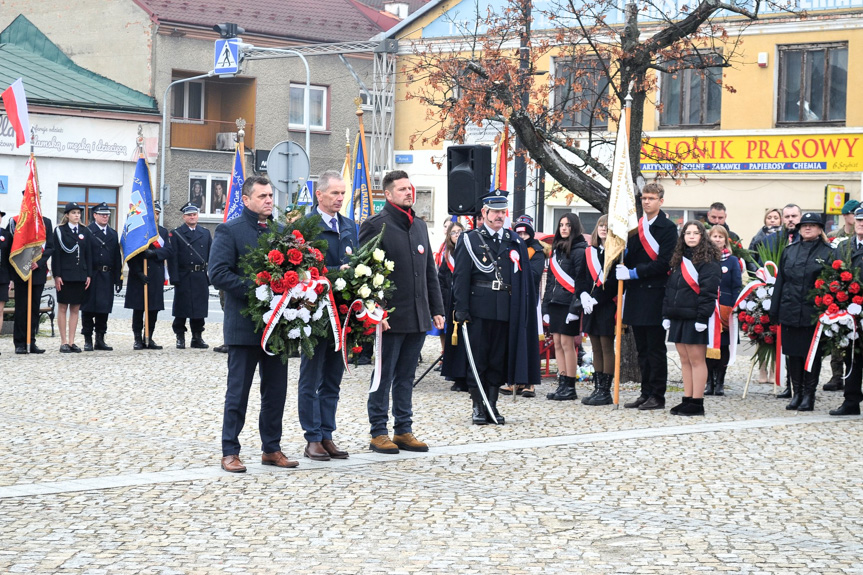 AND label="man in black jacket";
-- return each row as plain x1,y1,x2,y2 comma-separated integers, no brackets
359,170,444,454
616,182,678,410
81,202,122,351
